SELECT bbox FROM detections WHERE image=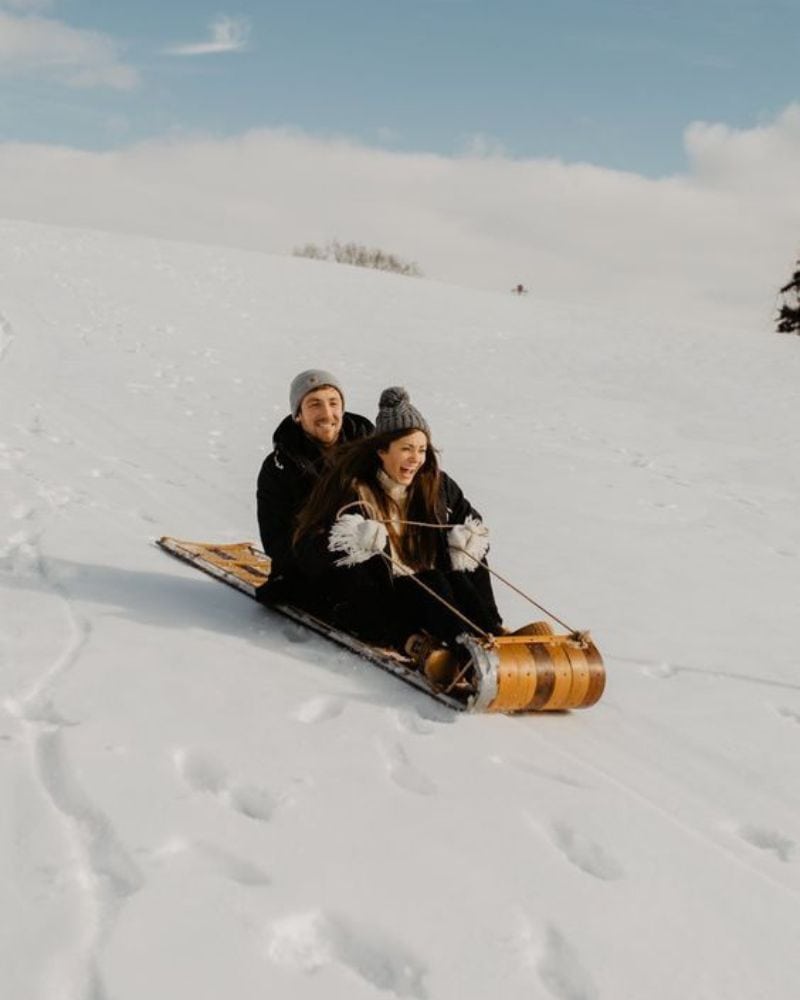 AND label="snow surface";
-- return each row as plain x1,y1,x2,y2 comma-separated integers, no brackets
1,218,799,1000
